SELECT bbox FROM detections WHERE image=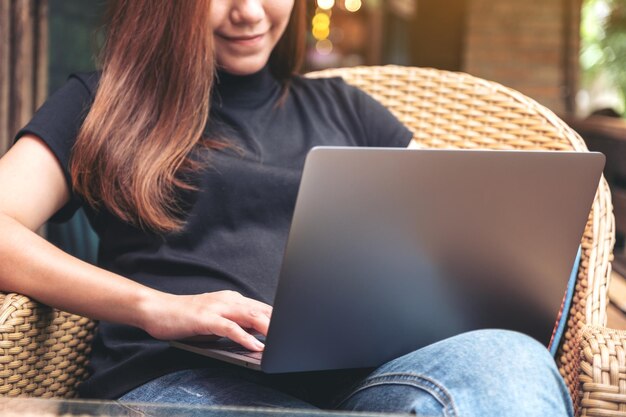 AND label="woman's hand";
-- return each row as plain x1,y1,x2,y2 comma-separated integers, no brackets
140,290,272,351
